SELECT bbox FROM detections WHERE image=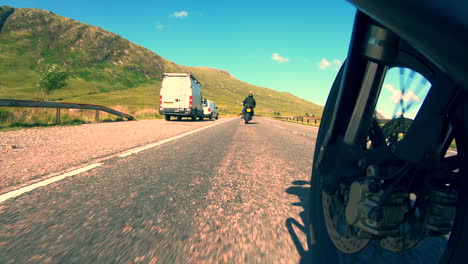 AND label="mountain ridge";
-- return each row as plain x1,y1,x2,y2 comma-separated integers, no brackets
0,6,323,116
